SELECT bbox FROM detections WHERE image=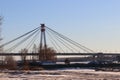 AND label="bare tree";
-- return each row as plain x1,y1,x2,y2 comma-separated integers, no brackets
32,44,38,60
0,16,3,62
4,56,17,70
20,48,28,61
38,46,57,62
20,48,29,70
